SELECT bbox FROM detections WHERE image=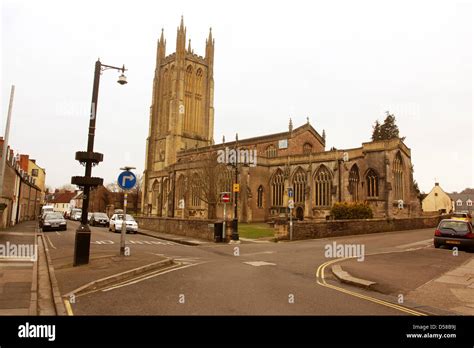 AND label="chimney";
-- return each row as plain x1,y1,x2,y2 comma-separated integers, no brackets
435,182,439,186
19,154,29,171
